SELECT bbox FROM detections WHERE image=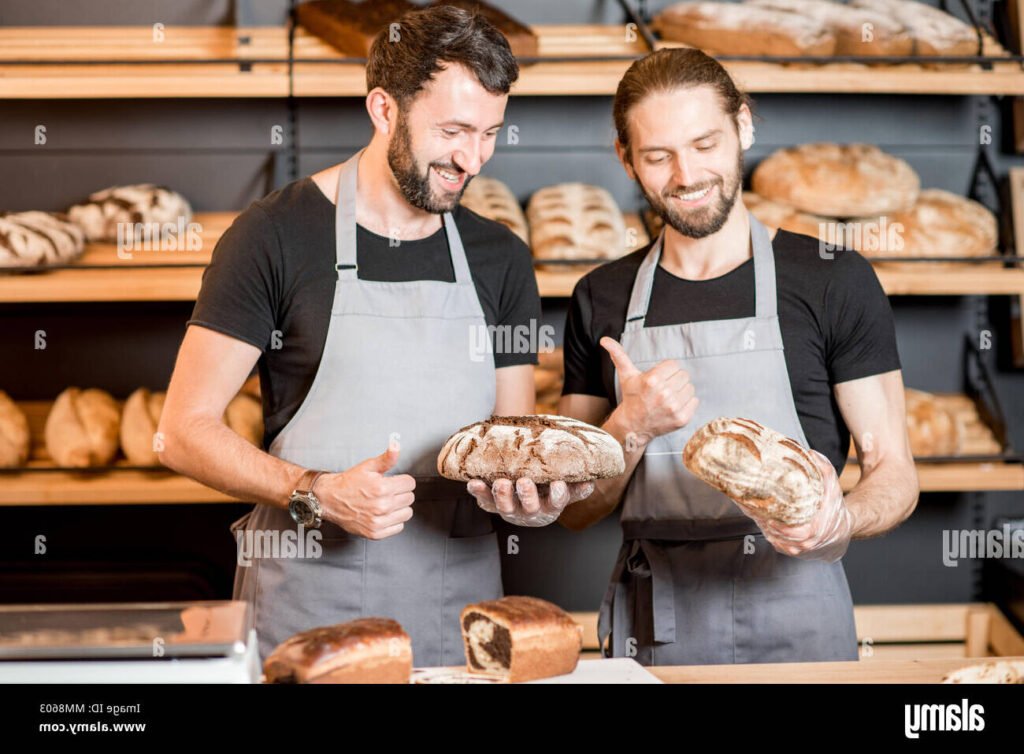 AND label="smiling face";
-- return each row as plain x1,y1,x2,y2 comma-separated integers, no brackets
386,63,508,214
620,85,751,239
